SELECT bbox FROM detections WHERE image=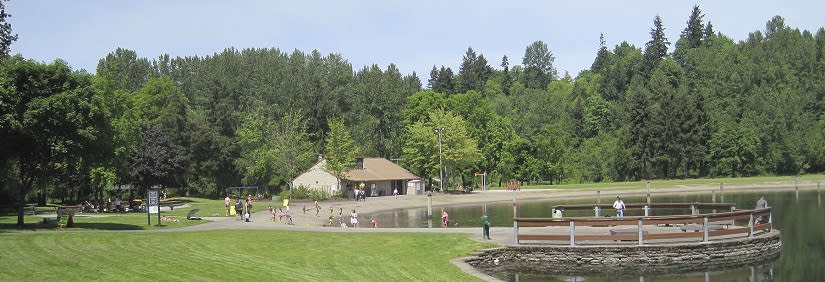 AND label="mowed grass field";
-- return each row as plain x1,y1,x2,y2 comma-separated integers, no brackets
492,174,825,190
0,230,492,281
